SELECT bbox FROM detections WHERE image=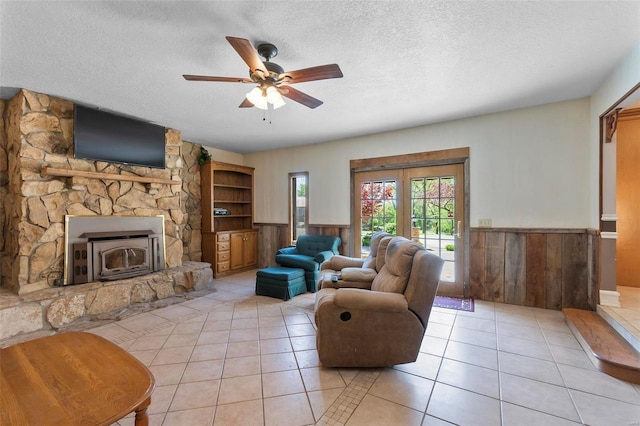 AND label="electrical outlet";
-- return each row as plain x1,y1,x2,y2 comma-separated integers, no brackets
478,218,492,228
